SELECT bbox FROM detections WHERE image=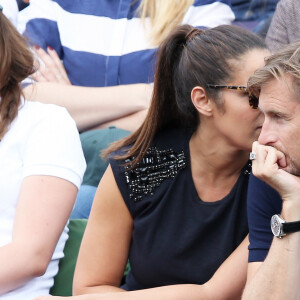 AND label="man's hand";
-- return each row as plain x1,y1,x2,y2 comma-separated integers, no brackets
251,141,300,202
